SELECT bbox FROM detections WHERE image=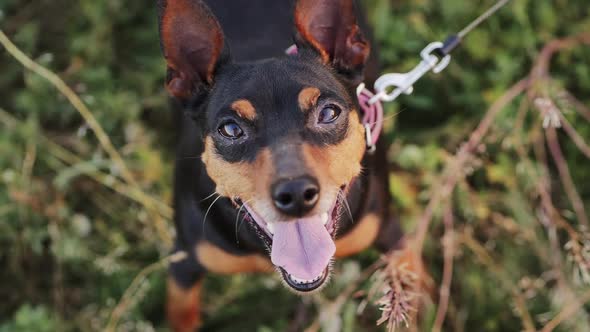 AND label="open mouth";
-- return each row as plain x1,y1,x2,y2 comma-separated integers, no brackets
234,193,343,292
